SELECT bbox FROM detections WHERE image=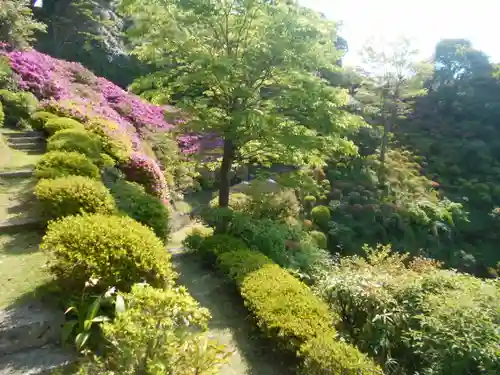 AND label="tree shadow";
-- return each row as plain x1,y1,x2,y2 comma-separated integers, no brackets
0,230,45,255
172,252,296,375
